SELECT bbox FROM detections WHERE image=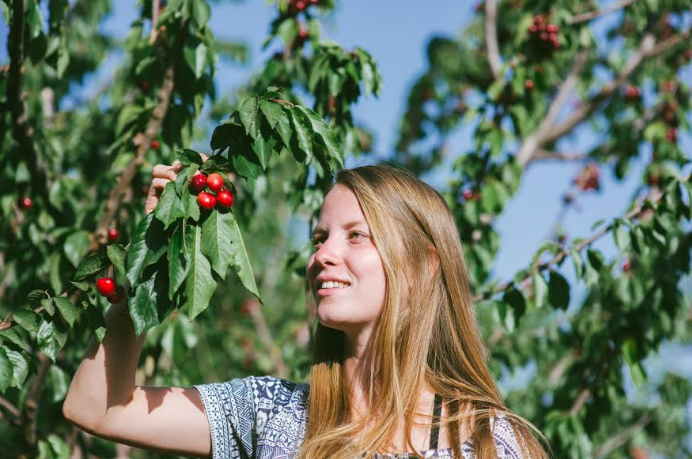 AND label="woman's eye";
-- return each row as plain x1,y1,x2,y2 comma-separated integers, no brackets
350,232,366,242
